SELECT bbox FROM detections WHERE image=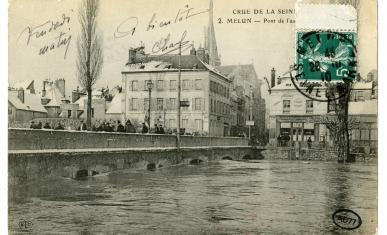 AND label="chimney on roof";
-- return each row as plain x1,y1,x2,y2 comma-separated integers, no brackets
55,78,66,97
277,76,282,85
197,47,209,64
17,88,24,103
128,48,136,64
190,44,196,55
271,68,276,88
72,89,85,103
